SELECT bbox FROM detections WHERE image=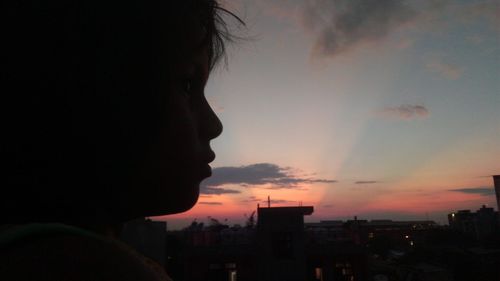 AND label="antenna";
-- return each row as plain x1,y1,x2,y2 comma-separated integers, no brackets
268,195,271,208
